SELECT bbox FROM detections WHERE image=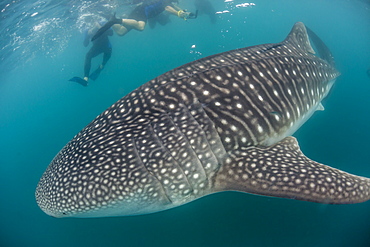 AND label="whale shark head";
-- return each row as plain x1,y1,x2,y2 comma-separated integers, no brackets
36,22,370,218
